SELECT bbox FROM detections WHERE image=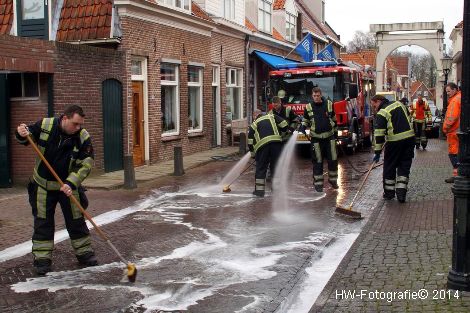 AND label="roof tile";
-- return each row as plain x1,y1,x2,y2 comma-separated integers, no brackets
56,0,112,41
273,0,286,10
191,1,213,22
245,18,257,32
272,27,285,41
